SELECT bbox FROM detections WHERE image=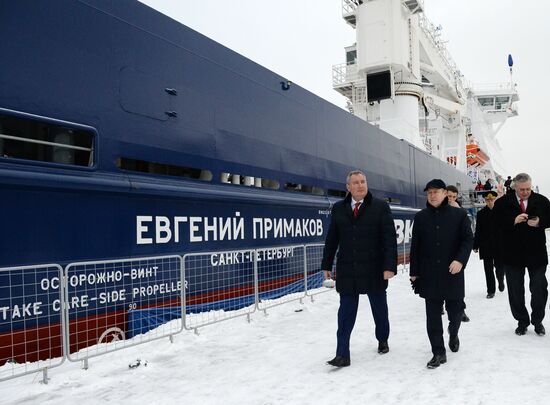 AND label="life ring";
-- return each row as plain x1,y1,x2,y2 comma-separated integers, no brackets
98,327,125,344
